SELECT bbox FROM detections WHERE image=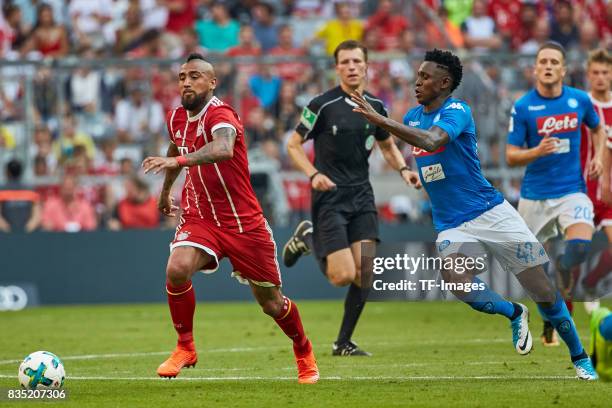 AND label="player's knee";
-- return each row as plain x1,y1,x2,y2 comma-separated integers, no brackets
166,260,193,286
328,271,353,287
260,298,283,317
